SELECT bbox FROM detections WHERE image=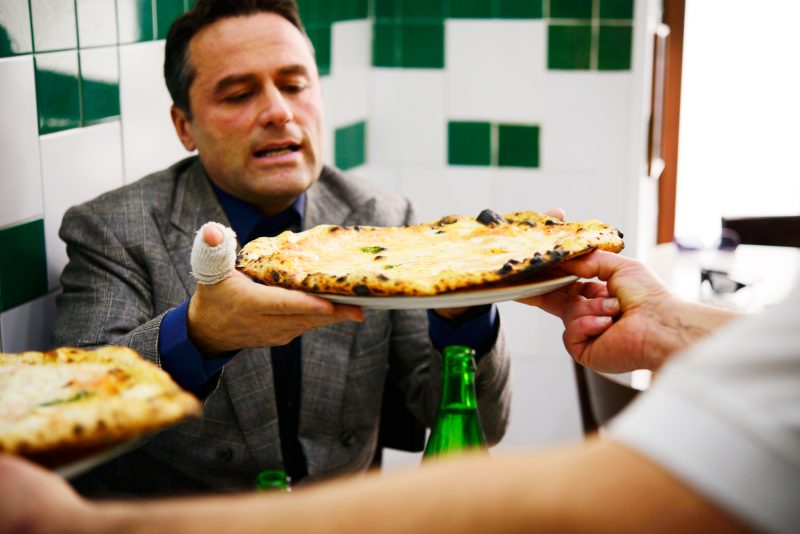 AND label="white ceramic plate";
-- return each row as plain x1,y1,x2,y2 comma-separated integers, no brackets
54,438,142,479
313,275,578,310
